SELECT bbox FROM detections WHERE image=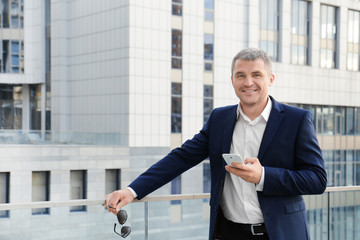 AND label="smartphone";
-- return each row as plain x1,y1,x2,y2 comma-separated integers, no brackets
222,153,244,166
